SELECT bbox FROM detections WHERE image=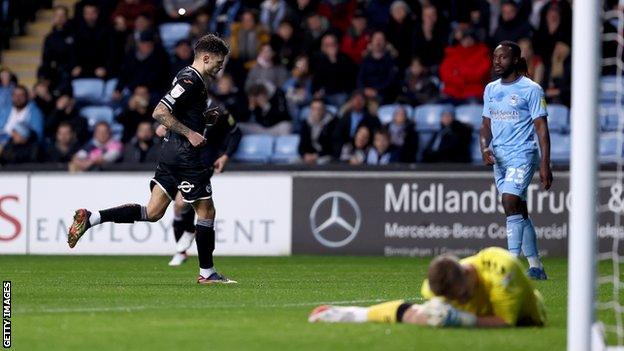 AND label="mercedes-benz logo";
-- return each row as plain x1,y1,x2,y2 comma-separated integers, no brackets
309,191,361,248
